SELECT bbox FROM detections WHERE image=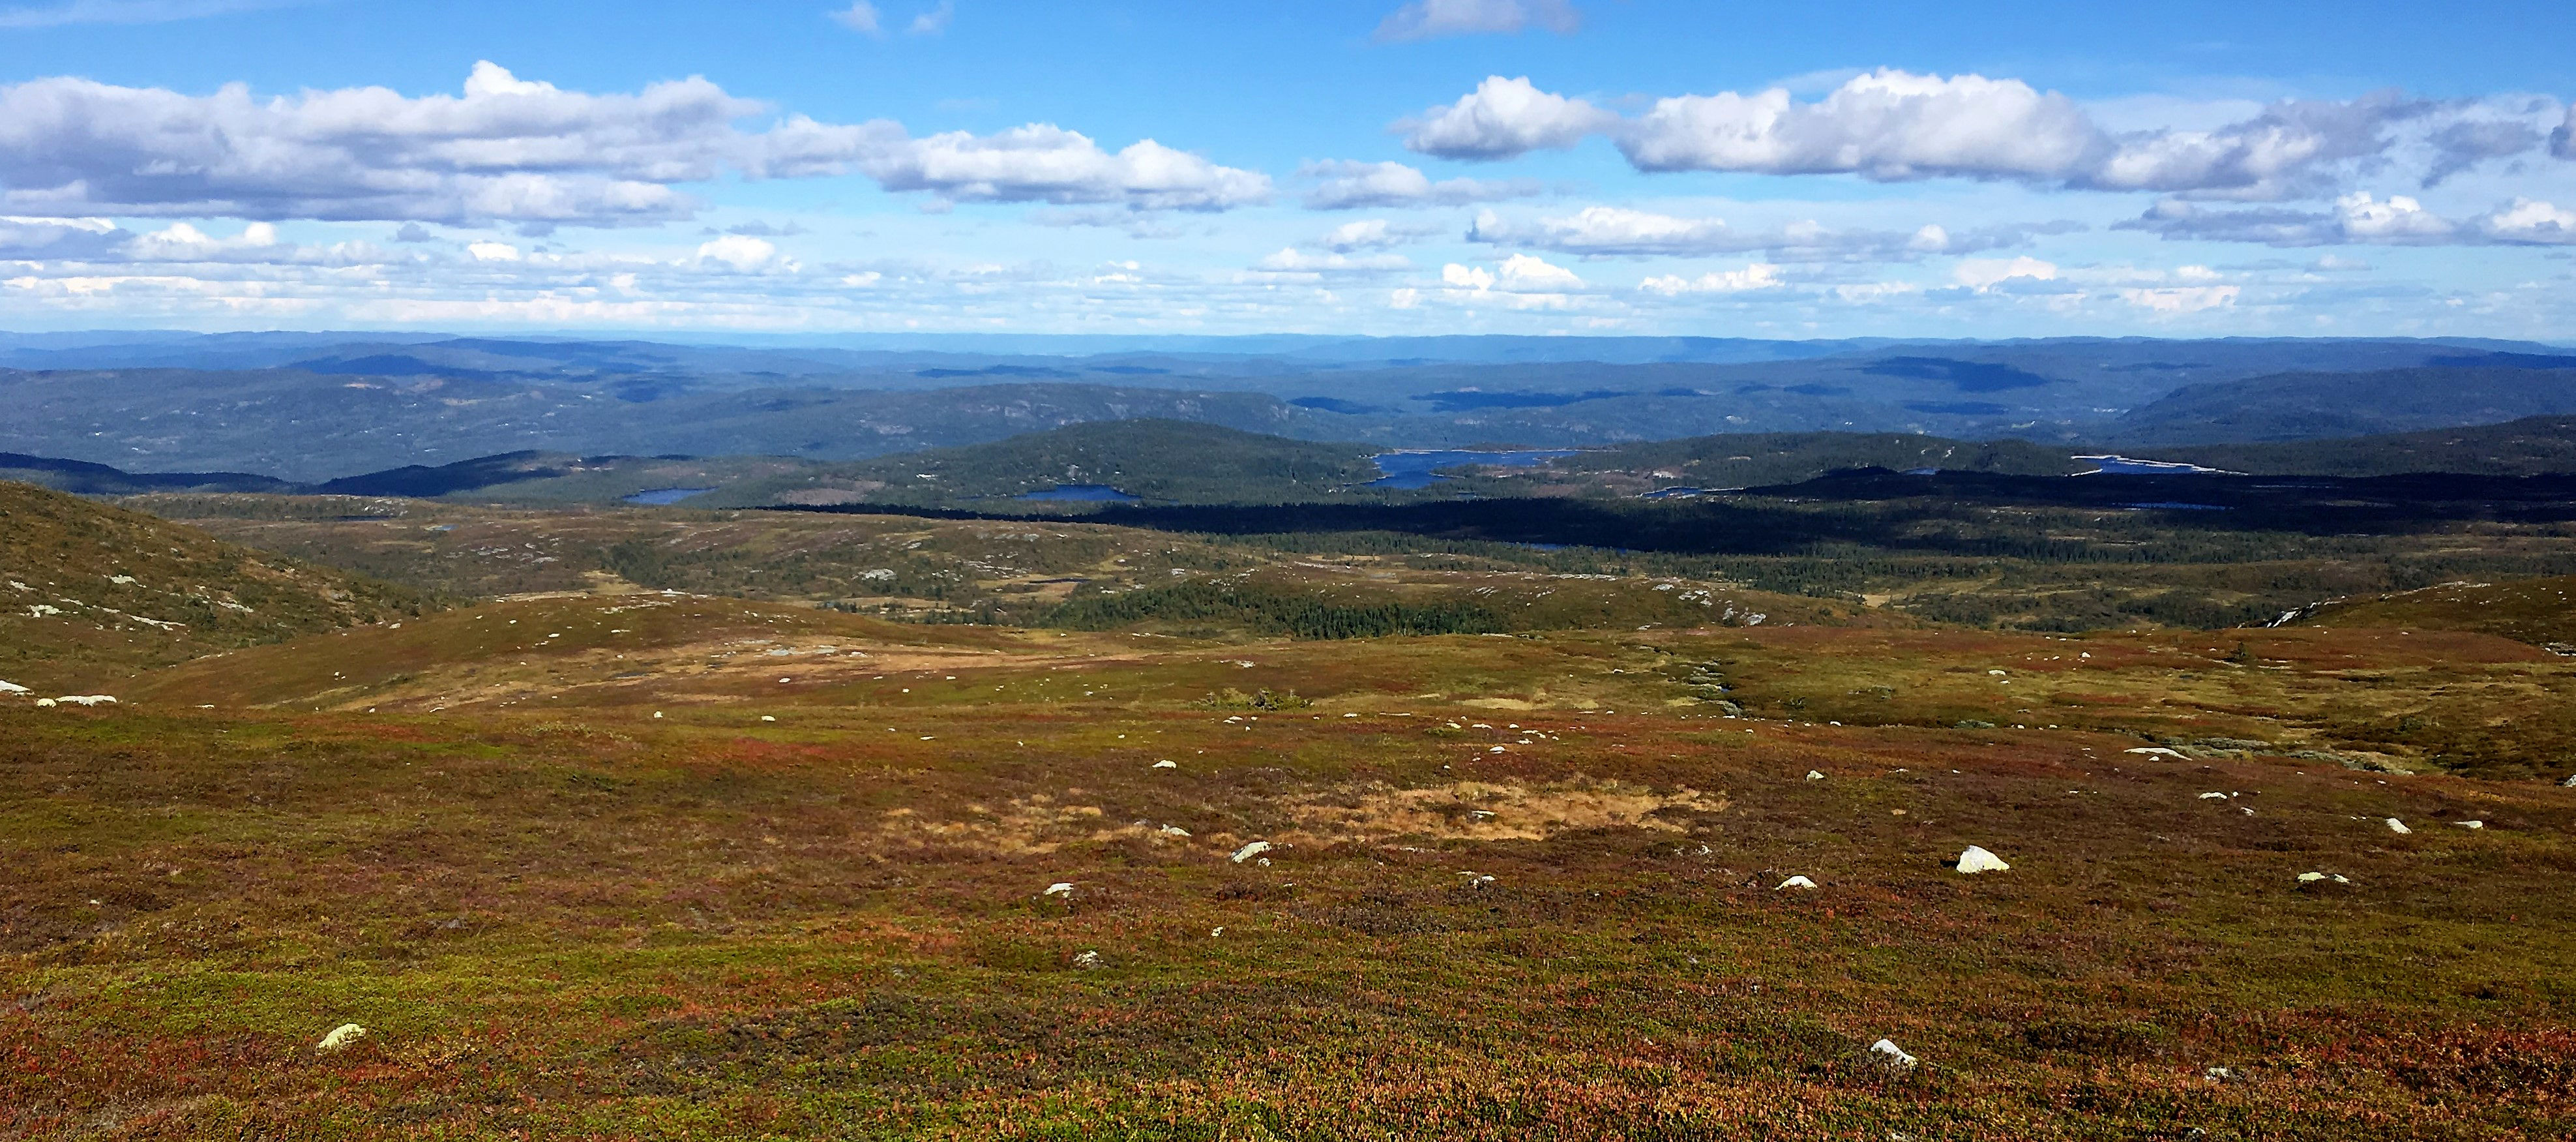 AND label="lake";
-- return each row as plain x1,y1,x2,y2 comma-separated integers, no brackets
2073,455,2231,475
623,487,714,505
1017,485,1141,503
1367,449,1579,489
